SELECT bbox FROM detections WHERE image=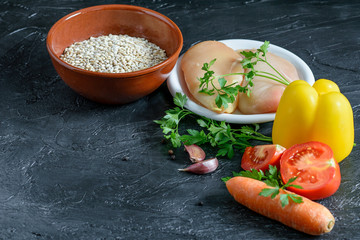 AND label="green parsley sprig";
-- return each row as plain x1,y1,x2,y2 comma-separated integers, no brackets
154,93,272,159
197,41,291,109
222,165,303,207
